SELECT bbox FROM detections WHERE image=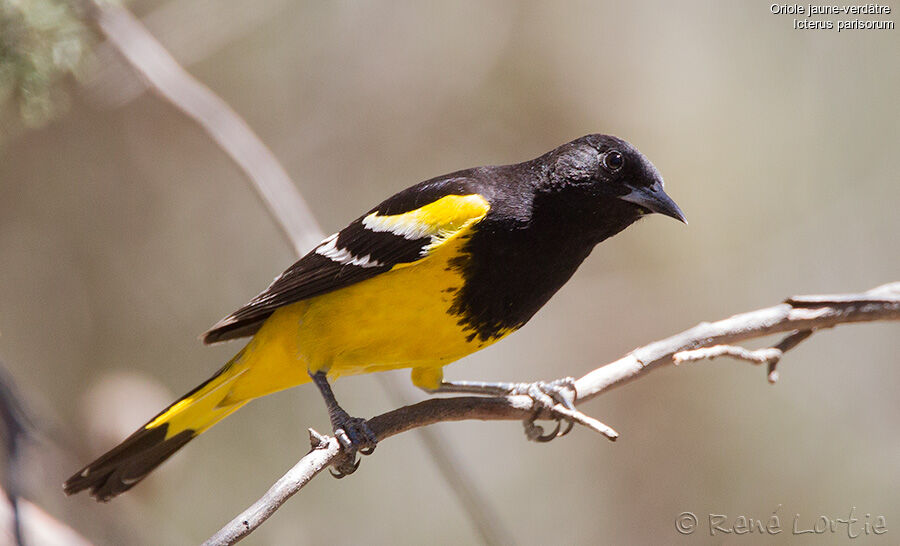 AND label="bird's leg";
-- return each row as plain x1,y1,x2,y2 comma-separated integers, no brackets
425,378,578,442
309,371,377,477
